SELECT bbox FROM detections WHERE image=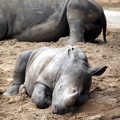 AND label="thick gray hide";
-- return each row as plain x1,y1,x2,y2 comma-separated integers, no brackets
0,0,107,44
3,45,107,114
